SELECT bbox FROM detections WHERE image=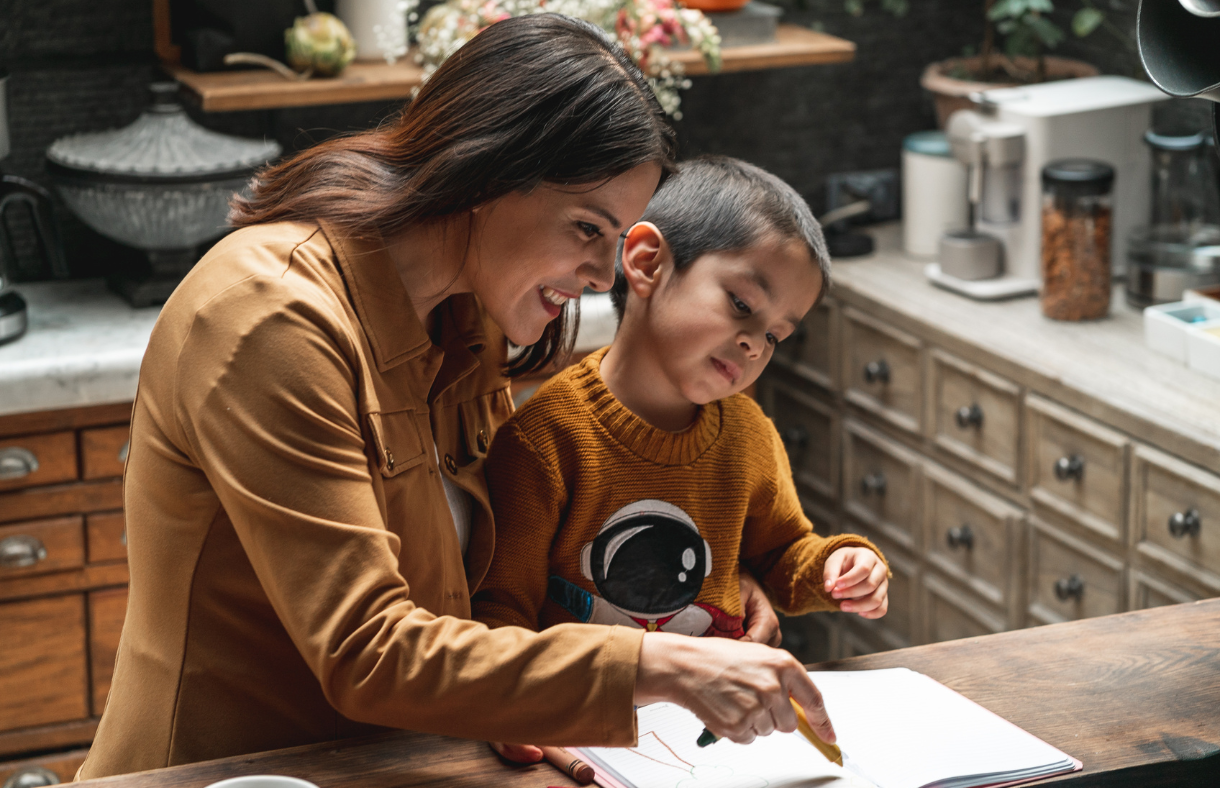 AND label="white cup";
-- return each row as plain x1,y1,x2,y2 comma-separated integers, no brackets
204,777,319,788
